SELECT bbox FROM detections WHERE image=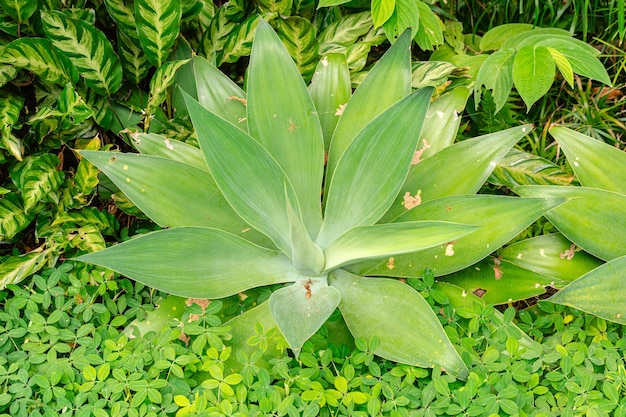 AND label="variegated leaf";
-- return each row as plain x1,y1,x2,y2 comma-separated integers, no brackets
220,14,261,64
41,11,122,96
117,29,151,85
0,92,24,160
104,0,141,42
134,0,182,67
0,38,79,85
52,207,119,236
0,248,48,289
145,59,190,128
199,5,236,61
274,16,319,81
489,148,575,187
0,192,34,240
10,154,65,213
